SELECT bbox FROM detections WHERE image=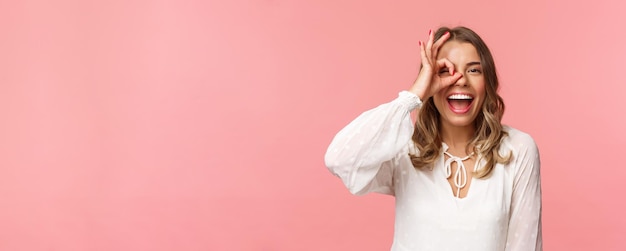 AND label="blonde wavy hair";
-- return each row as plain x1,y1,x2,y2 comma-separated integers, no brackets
409,26,511,178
